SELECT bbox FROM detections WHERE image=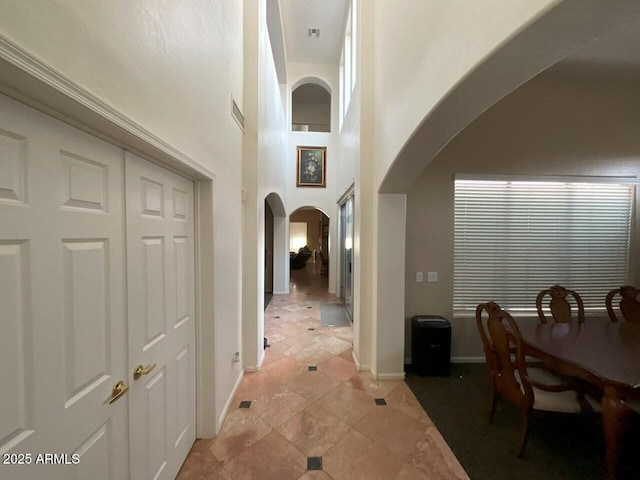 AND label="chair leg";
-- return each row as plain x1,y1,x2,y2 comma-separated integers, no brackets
488,384,496,424
517,411,530,457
